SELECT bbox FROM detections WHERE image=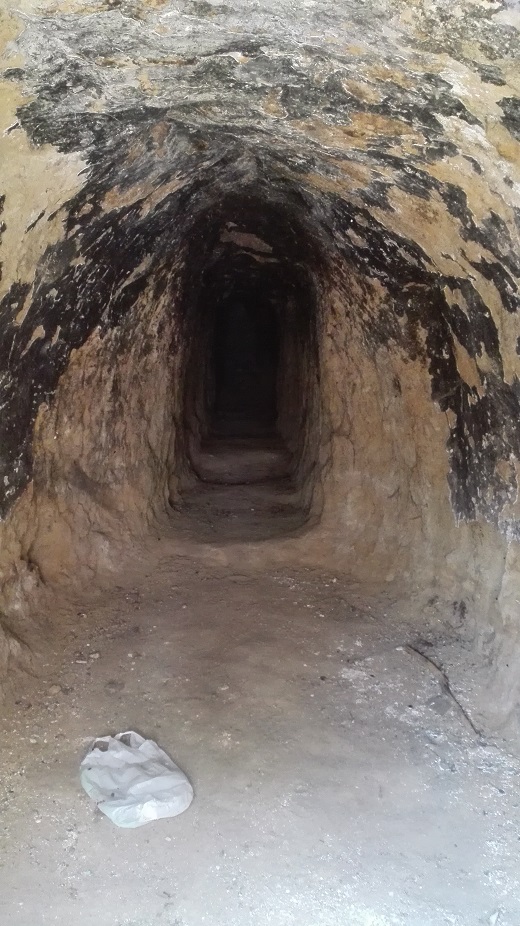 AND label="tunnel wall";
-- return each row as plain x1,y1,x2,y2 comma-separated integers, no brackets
28,265,186,582
276,273,322,506
0,261,186,606
315,268,509,593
